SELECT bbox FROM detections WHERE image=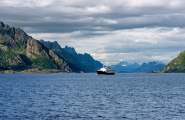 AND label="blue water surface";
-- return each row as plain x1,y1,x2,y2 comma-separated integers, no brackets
0,73,185,120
